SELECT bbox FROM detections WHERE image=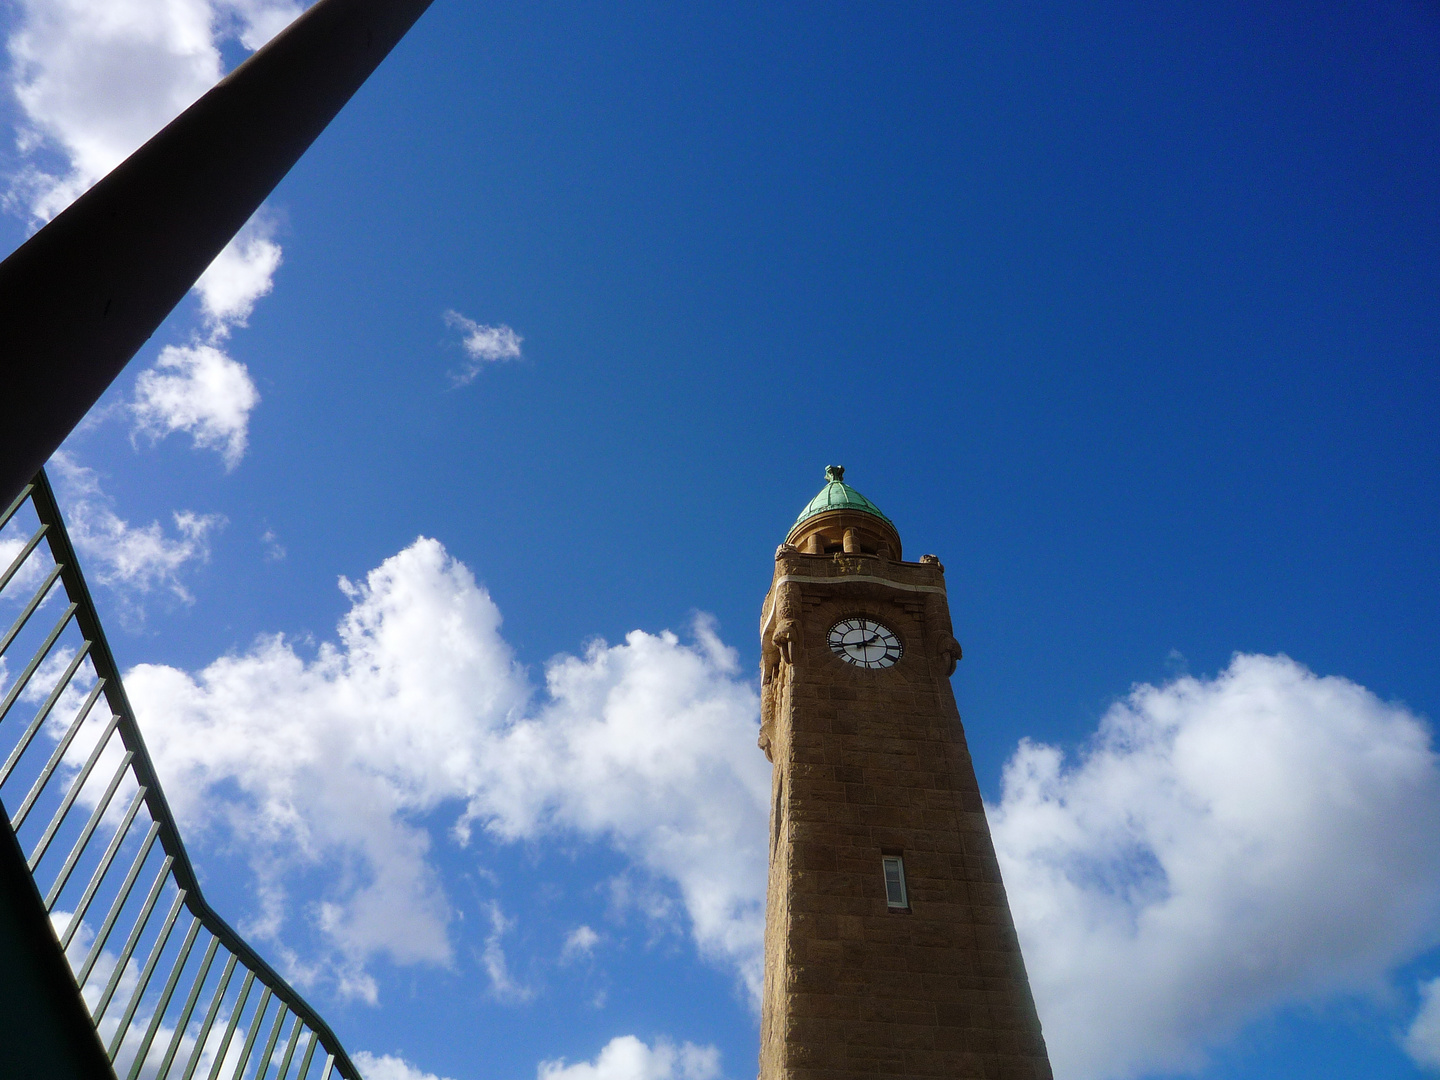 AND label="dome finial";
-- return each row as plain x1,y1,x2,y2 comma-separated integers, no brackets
787,465,900,557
